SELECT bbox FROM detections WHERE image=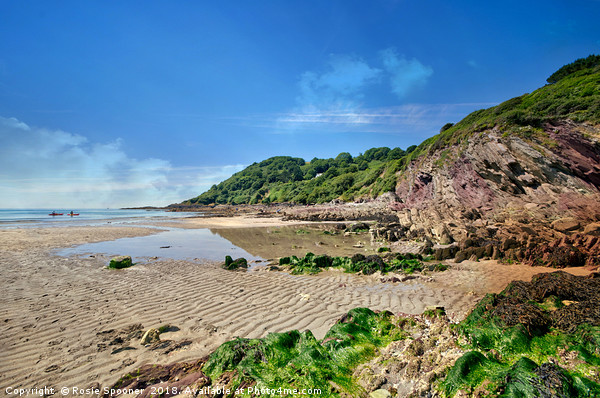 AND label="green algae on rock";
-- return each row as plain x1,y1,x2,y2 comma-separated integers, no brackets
105,308,409,397
442,271,600,396
278,252,439,276
108,255,133,269
202,308,407,396
222,255,248,271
